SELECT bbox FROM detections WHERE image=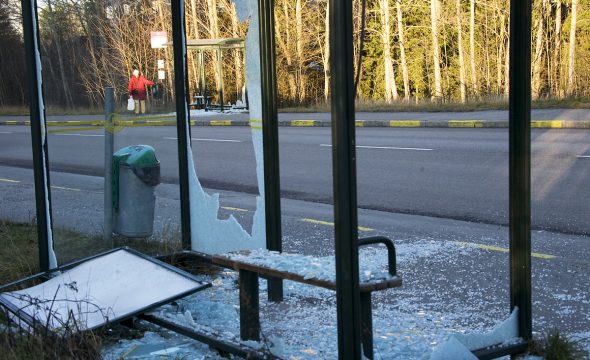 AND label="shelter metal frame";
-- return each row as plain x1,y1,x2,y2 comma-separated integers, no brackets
19,0,533,356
